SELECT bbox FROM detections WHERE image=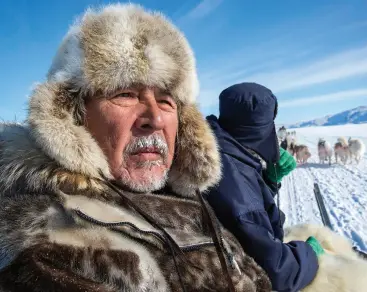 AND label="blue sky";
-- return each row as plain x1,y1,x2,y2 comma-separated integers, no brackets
1,0,366,124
